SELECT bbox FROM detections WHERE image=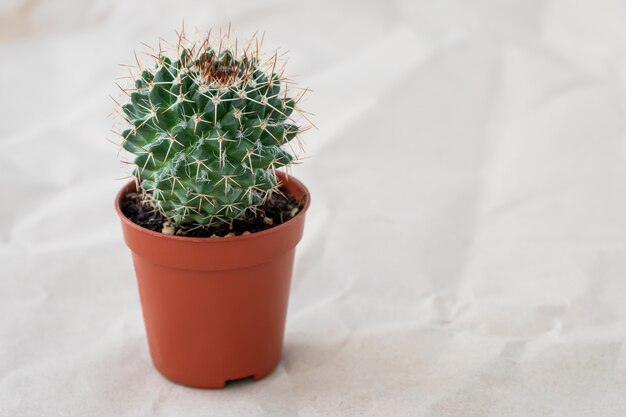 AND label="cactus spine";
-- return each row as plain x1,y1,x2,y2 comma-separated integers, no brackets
117,30,306,225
